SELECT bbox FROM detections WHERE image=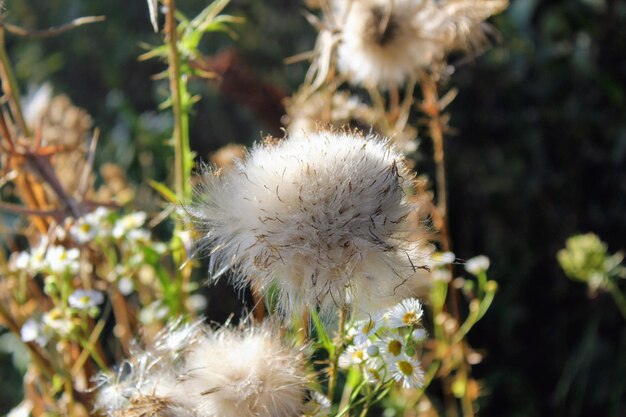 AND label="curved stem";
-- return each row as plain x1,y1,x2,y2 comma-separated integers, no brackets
607,282,626,321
